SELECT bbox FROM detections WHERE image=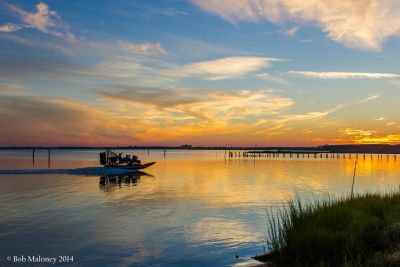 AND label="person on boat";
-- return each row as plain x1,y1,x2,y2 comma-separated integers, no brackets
131,155,141,165
118,153,124,164
108,156,118,166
